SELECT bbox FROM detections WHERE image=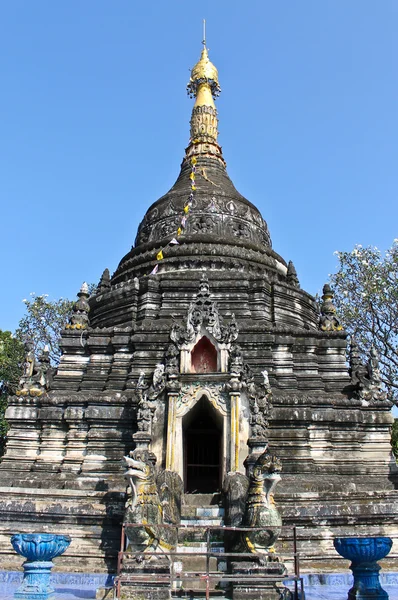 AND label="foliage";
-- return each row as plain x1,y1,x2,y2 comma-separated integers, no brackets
392,419,398,461
0,330,24,454
1,286,96,456
330,241,398,406
15,294,75,365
